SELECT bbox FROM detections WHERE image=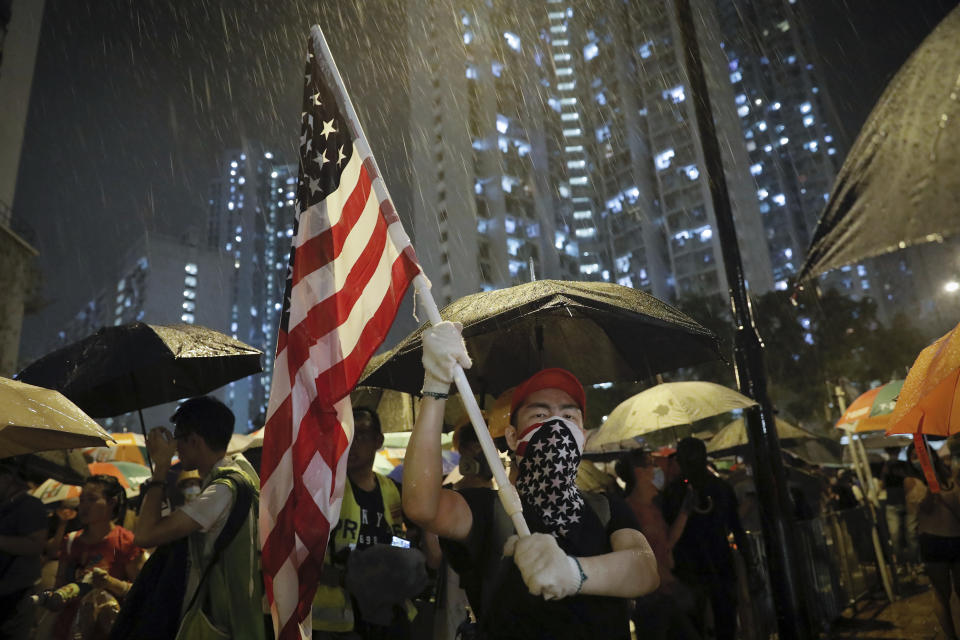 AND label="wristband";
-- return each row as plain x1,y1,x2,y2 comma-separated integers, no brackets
420,390,449,400
571,556,587,595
